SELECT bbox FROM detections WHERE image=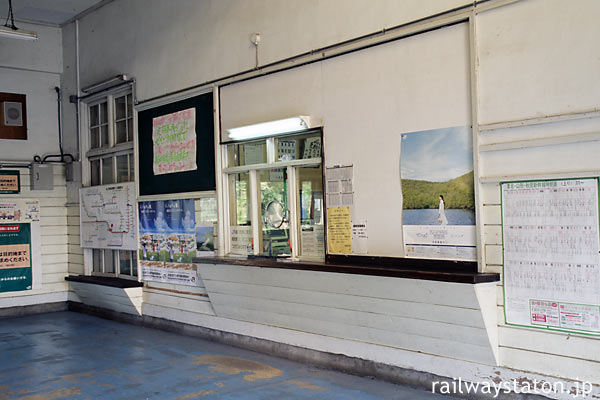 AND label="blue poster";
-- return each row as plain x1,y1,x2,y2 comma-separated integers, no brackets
138,199,196,263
